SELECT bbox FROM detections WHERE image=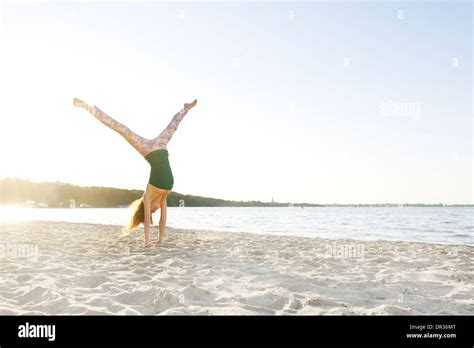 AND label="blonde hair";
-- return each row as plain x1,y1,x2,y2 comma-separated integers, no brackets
123,197,148,234
123,190,169,235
